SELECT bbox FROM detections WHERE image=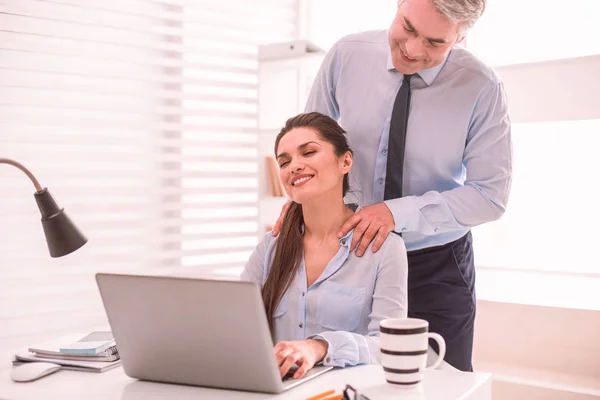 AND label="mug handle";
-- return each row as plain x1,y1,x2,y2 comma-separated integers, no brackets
425,332,446,370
